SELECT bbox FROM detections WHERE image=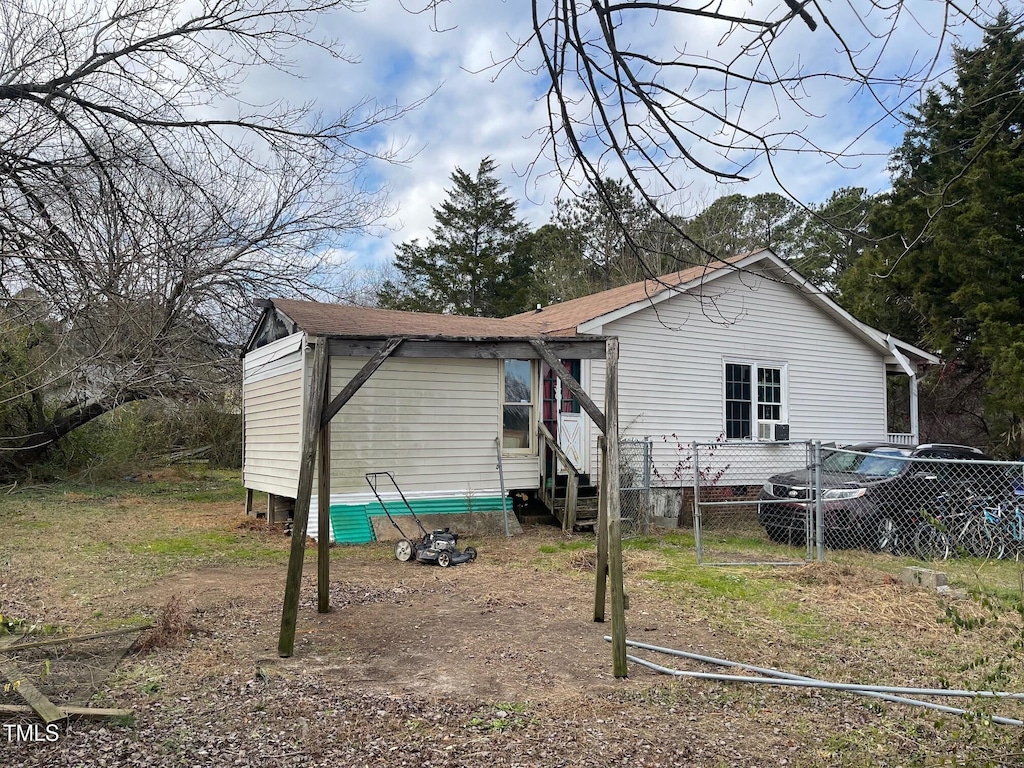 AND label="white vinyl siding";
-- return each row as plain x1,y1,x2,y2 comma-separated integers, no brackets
586,266,887,480
242,334,304,497
324,356,538,495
